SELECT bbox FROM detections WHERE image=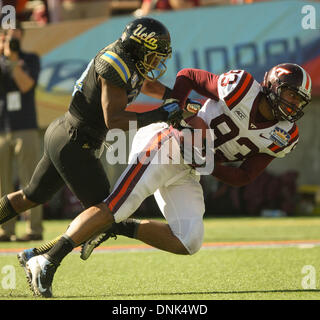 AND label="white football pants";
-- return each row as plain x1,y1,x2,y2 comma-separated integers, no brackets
103,123,205,254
